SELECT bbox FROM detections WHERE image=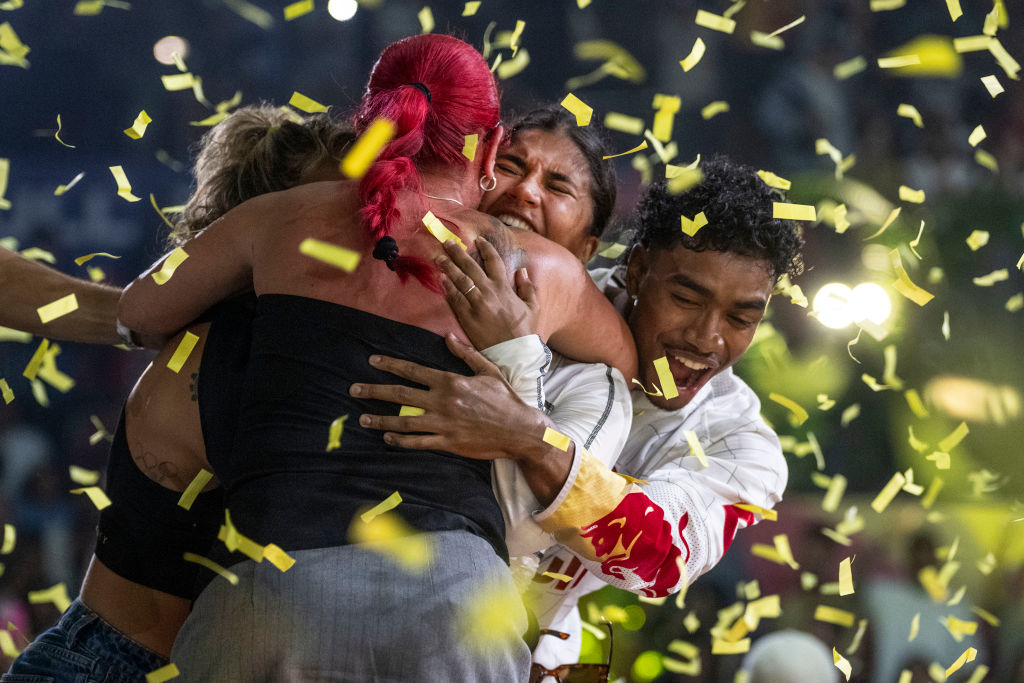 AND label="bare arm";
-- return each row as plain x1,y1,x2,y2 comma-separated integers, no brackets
0,247,122,345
